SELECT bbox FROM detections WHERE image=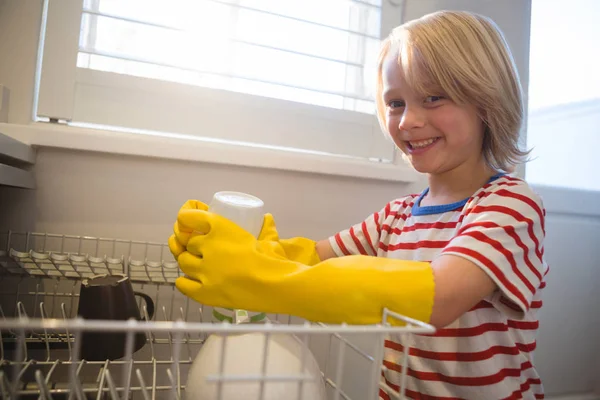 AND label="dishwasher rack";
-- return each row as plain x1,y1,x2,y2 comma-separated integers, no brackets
0,231,436,400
